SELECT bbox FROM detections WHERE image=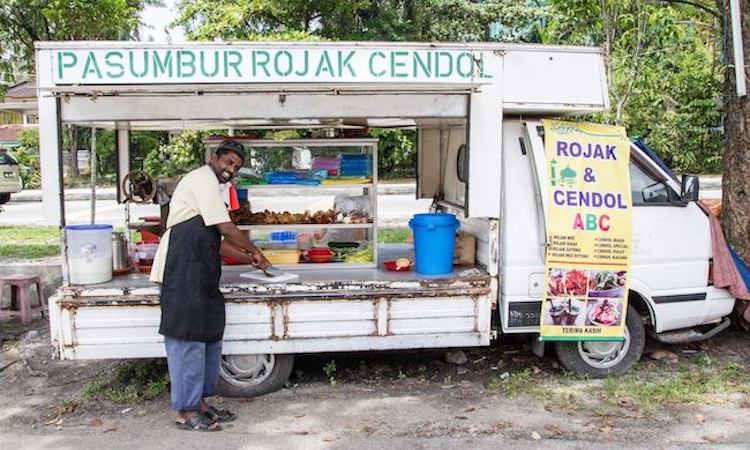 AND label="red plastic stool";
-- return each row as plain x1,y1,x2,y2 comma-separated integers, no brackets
0,274,46,325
